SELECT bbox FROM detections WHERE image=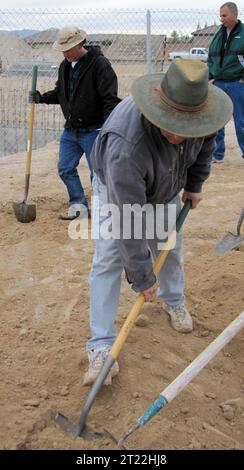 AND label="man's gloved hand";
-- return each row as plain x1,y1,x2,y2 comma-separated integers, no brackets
28,90,43,104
